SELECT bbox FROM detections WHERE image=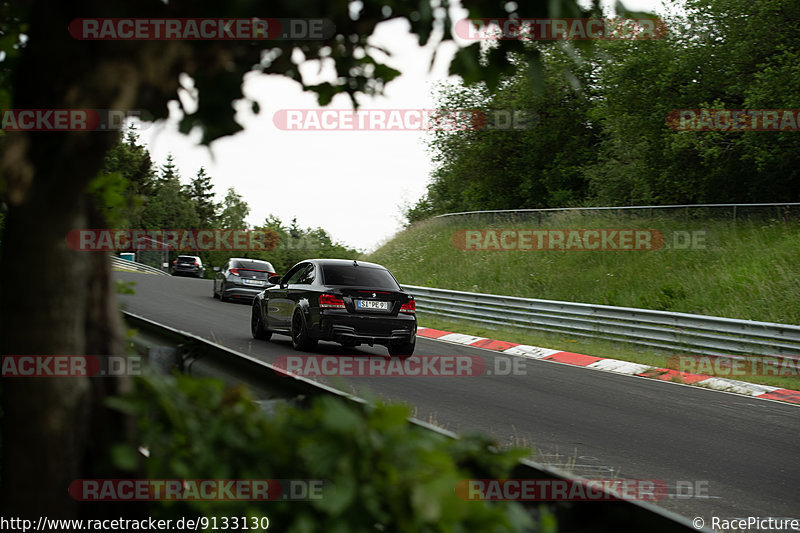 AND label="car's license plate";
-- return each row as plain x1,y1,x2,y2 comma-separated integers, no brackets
356,300,389,310
243,279,264,286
